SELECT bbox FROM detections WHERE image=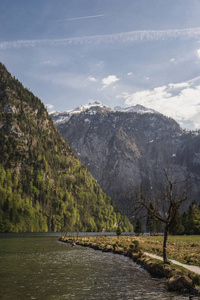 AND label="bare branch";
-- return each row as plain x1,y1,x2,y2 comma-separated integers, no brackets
131,169,189,263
